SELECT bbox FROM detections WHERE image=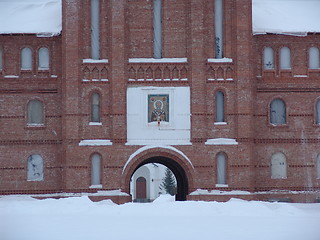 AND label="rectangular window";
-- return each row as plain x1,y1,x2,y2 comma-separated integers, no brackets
91,0,100,60
153,0,162,59
215,0,223,59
